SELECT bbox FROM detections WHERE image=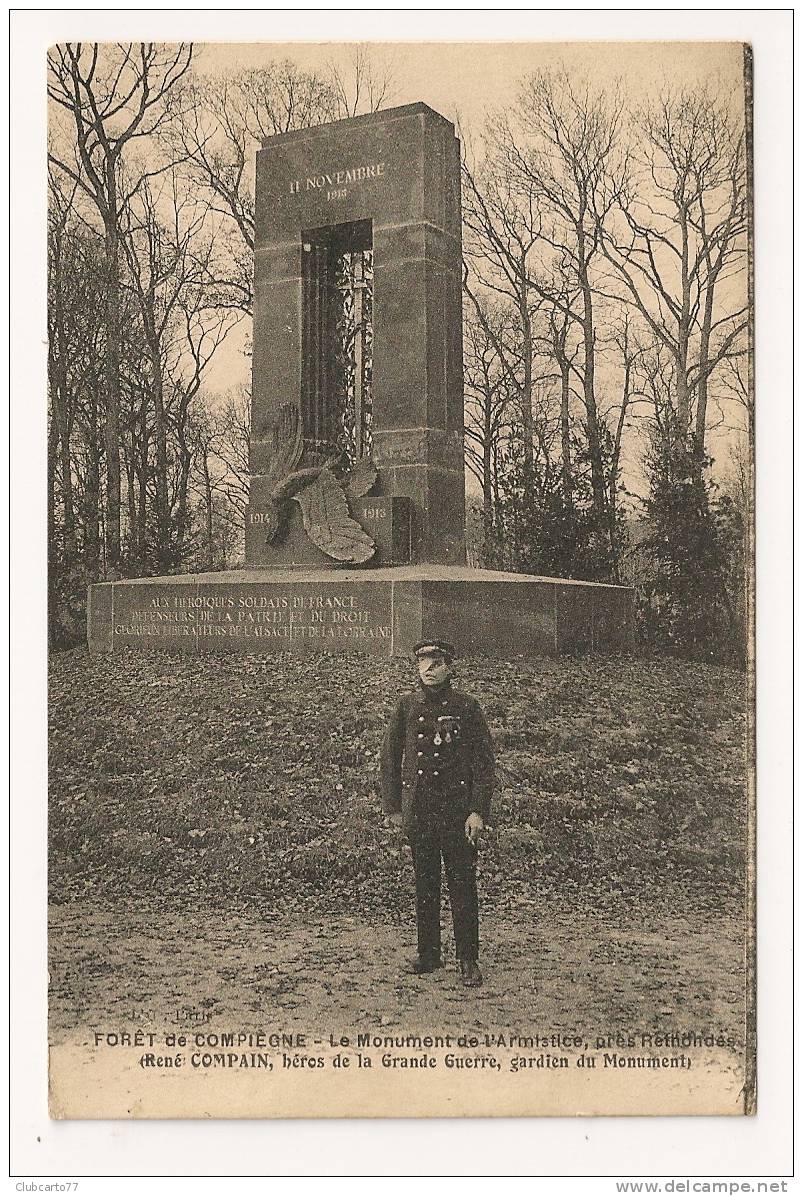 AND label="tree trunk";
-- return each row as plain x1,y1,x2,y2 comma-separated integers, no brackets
47,410,60,648
49,230,80,567
137,396,148,566
173,399,193,563
607,357,631,583
519,296,535,502
676,204,693,440
674,346,690,444
482,408,494,566
84,395,101,584
695,253,718,452
55,384,77,563
560,374,573,509
123,432,139,572
102,179,122,576
492,443,504,568
577,228,606,524
553,323,573,509
203,446,214,570
146,326,171,571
